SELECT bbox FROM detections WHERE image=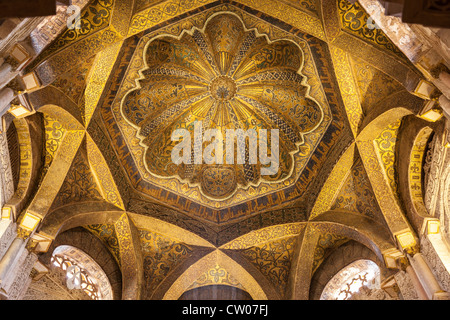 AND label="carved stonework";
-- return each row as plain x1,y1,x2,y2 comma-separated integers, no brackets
0,131,14,207
0,220,16,259
394,271,420,300
424,133,446,216
420,235,450,293
438,152,450,244
6,252,37,300
3,0,450,302
23,266,91,300
348,286,396,300
30,1,91,54
423,133,436,195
